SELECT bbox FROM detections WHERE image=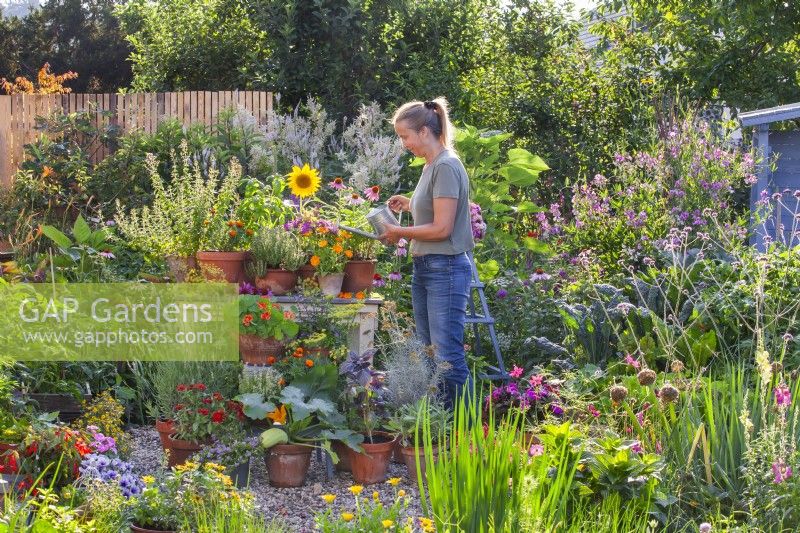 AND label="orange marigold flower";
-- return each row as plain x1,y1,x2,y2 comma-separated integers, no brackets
344,250,353,259
278,378,286,386
305,359,314,368
266,356,276,365
340,292,353,299
318,239,328,248
235,220,244,228
41,166,54,178
245,229,254,236
310,255,321,267
316,226,329,234
227,220,235,227
229,230,237,237
332,244,343,254
355,291,365,299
